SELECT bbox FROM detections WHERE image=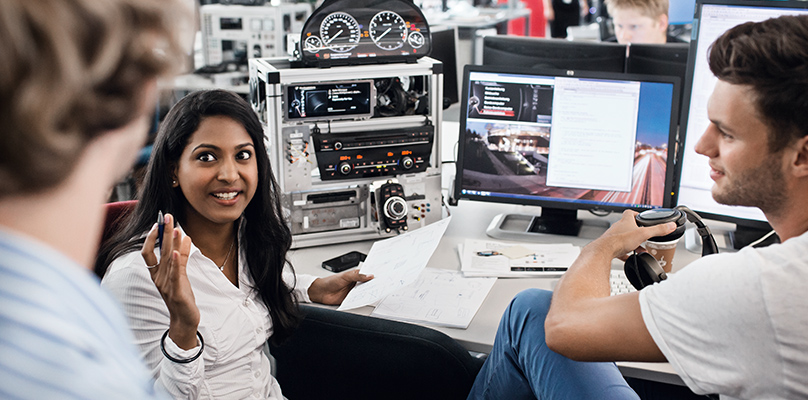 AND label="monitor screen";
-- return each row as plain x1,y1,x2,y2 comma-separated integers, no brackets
482,36,627,73
454,65,680,237
676,0,808,235
284,80,375,122
668,0,697,25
